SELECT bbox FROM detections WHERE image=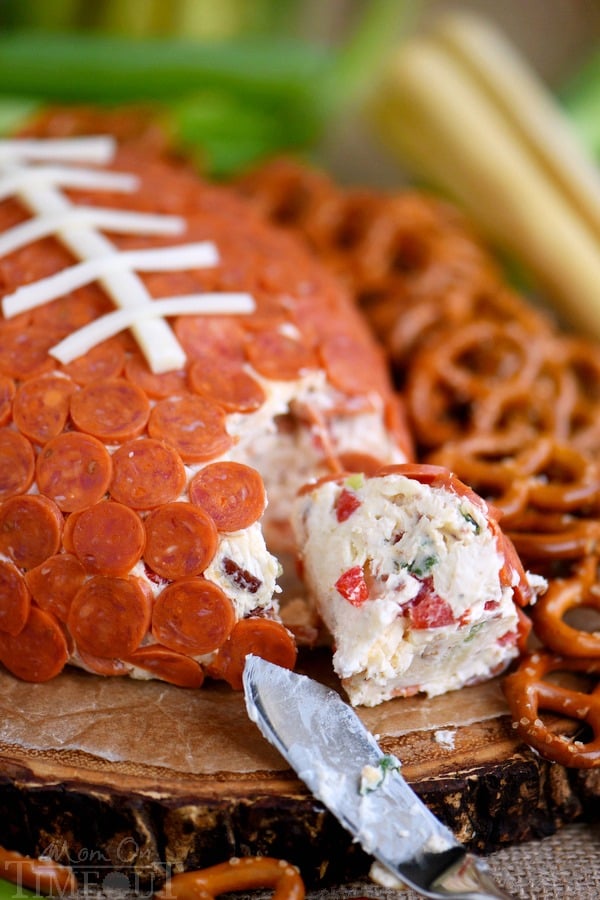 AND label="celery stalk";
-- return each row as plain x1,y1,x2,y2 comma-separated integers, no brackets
0,1,419,176
172,0,249,39
0,98,41,134
0,879,37,900
0,31,331,103
328,0,421,105
98,0,165,38
169,90,320,176
0,29,331,174
0,0,82,30
561,49,600,160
